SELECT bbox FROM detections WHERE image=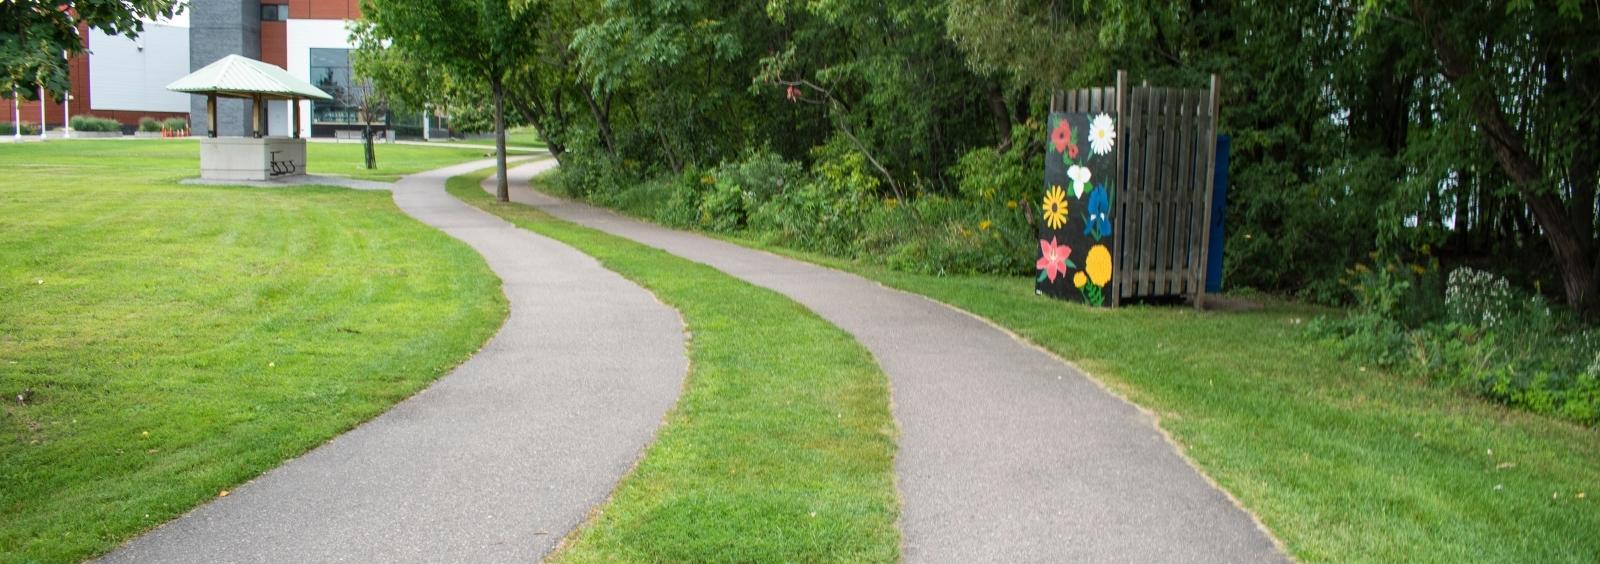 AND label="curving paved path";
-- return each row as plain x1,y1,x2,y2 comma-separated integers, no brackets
491,161,1286,562
102,158,687,562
